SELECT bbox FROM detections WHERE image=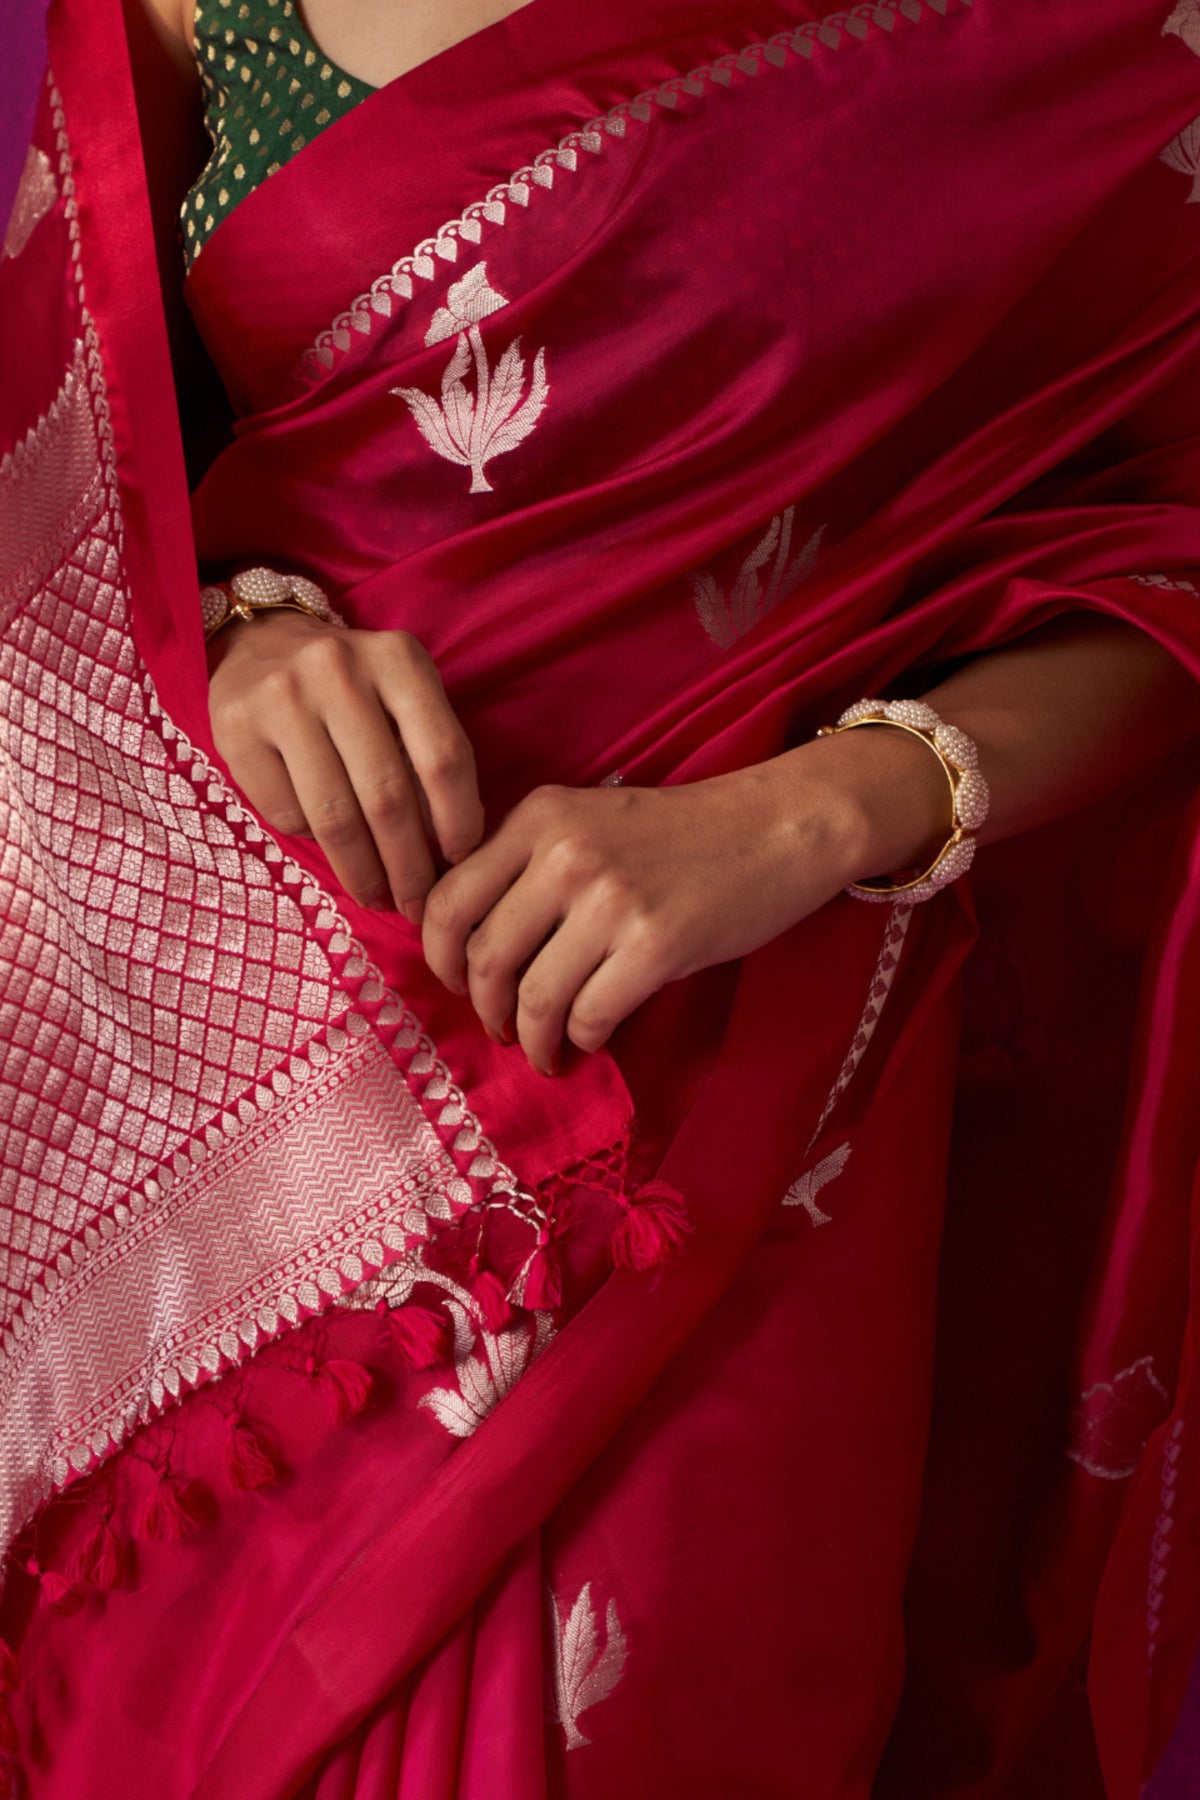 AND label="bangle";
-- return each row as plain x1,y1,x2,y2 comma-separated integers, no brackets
816,698,990,904
200,566,345,641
